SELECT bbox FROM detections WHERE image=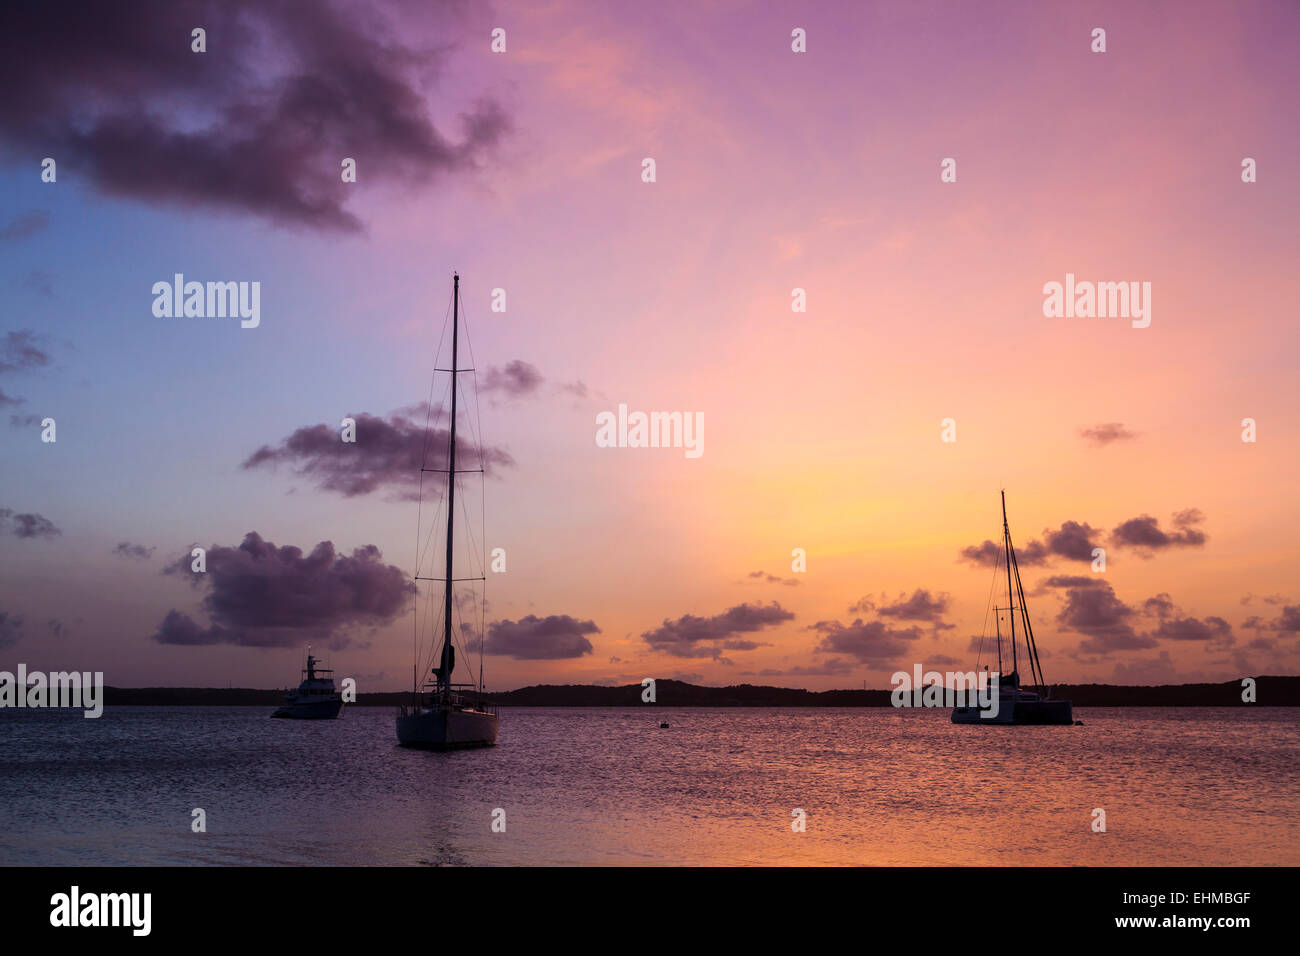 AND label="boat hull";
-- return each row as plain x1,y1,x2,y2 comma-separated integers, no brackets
271,698,344,719
951,697,1073,725
396,707,499,749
